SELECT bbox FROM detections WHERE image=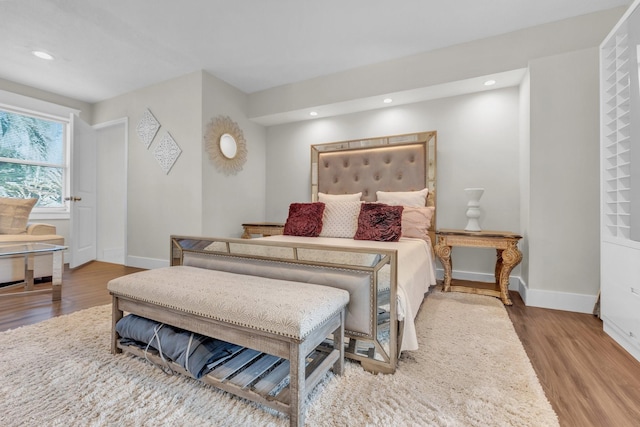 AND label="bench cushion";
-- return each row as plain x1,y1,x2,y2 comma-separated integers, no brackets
108,266,349,341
